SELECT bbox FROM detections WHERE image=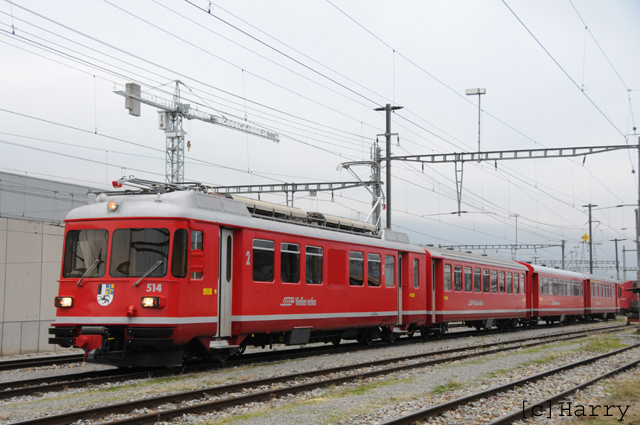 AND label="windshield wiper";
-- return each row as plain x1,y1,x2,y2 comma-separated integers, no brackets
133,260,163,287
76,258,102,287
